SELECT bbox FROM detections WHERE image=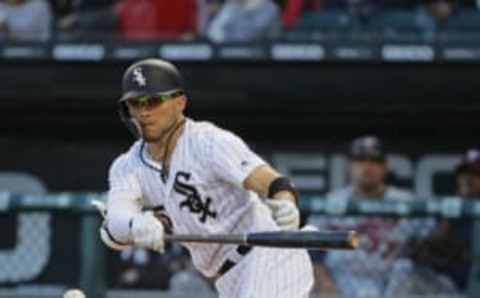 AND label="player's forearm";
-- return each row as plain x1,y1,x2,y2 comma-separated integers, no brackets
243,165,281,198
105,212,133,244
244,165,297,203
105,194,142,244
244,165,300,230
